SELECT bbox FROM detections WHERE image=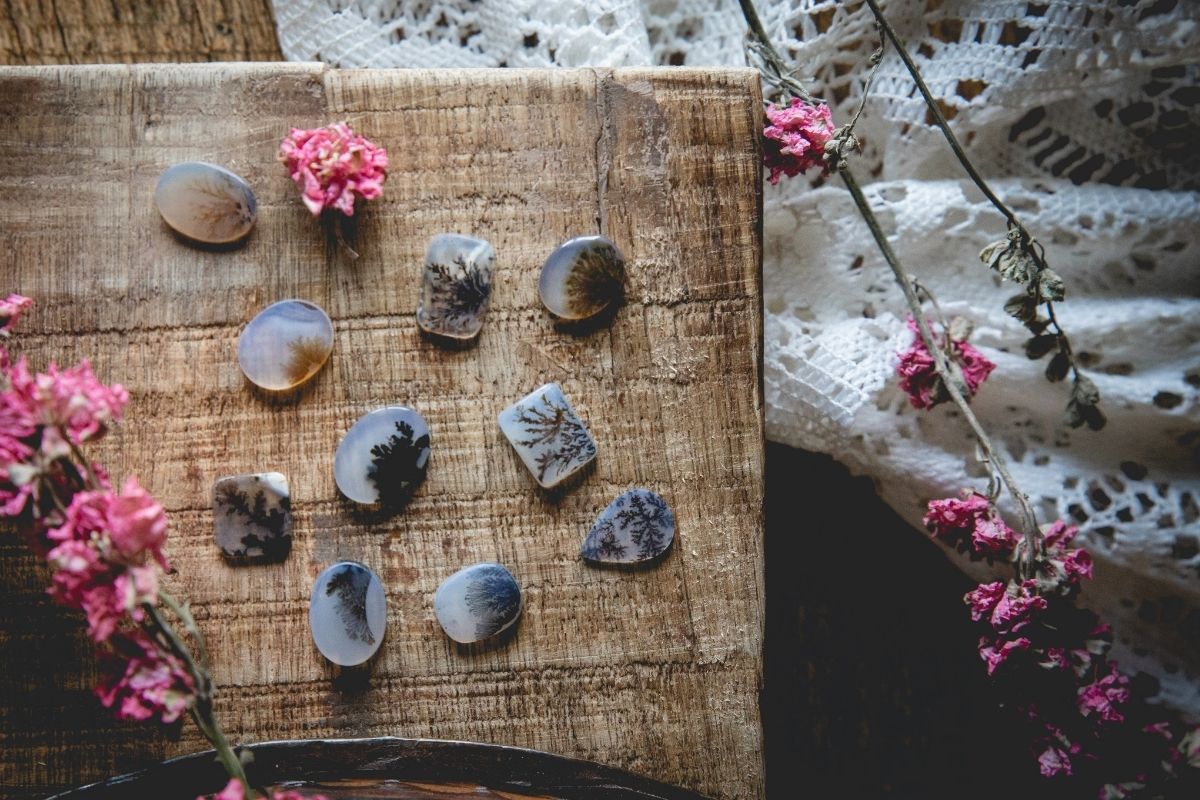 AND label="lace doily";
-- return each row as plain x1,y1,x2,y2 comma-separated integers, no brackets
270,0,1200,714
